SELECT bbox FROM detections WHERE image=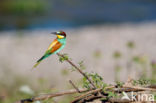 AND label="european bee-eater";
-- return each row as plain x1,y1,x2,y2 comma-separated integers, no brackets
32,31,66,69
